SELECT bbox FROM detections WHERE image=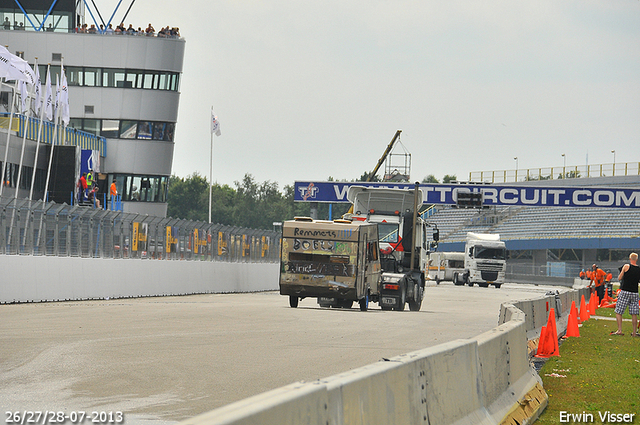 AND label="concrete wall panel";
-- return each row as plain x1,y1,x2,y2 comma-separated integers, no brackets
181,382,330,425
0,256,279,303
